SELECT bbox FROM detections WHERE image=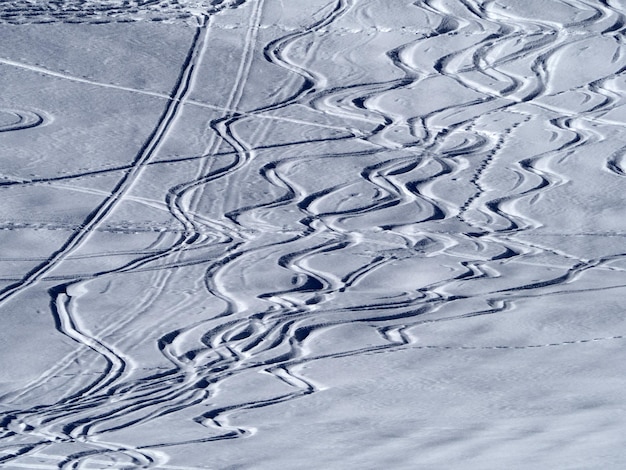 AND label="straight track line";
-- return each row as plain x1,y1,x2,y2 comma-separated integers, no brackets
0,18,212,307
